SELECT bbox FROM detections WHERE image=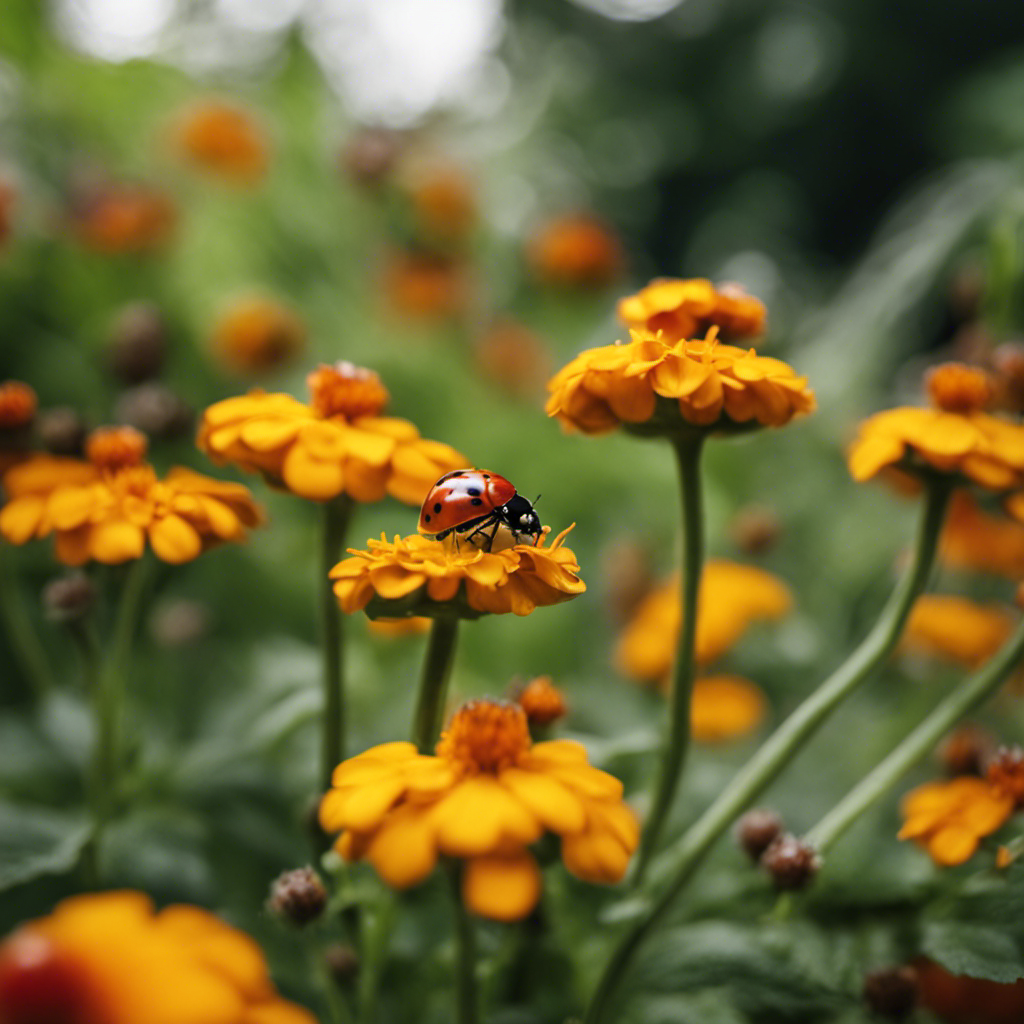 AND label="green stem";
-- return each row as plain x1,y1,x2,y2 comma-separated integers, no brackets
321,495,354,793
806,615,1024,853
411,617,460,753
582,479,951,1024
0,547,54,698
634,434,705,881
449,865,479,1024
